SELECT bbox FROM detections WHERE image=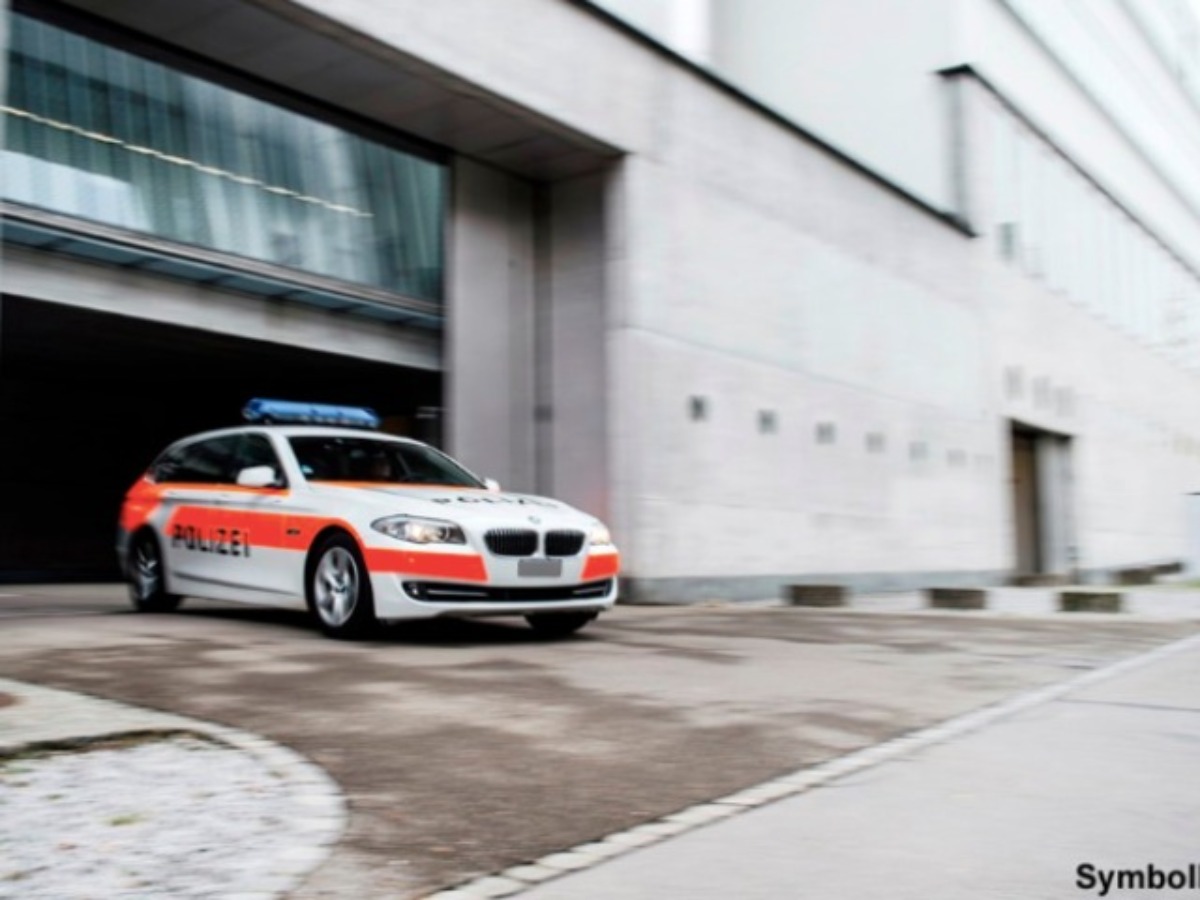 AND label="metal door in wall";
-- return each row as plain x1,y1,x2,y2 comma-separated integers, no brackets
1010,423,1077,579
1011,429,1041,575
